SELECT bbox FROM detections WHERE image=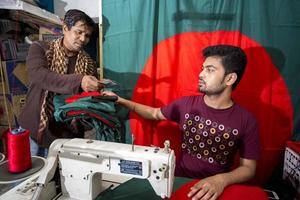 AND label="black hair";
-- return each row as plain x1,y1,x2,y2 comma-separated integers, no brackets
202,45,247,90
63,9,95,30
